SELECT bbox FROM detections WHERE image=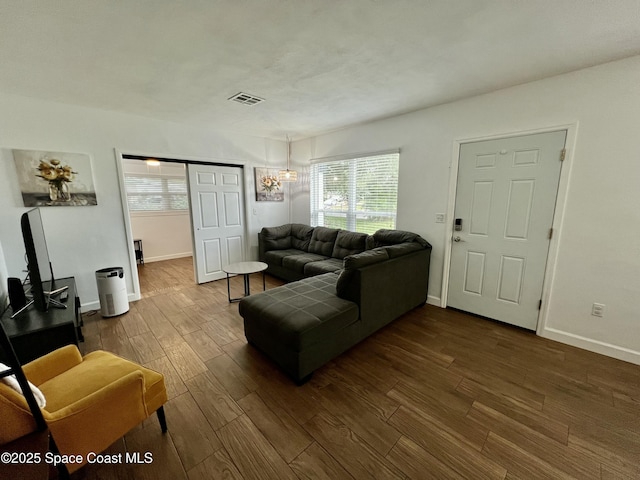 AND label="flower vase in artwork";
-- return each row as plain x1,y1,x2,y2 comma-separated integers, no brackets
37,157,76,203
49,181,71,202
